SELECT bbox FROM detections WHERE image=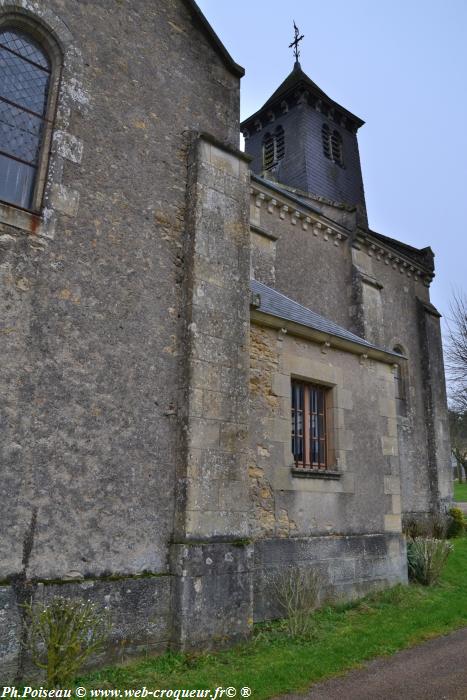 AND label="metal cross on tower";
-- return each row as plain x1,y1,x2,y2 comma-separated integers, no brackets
289,21,304,64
